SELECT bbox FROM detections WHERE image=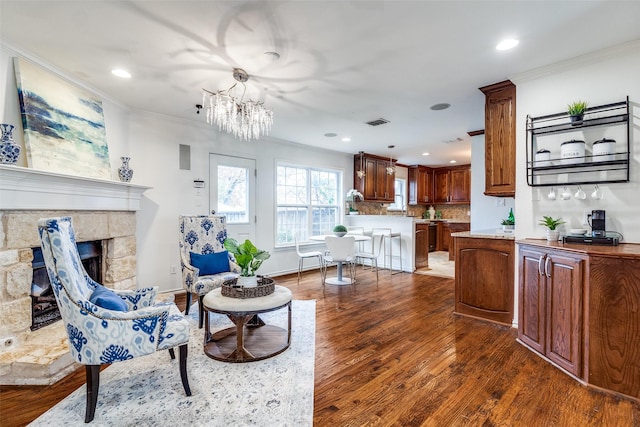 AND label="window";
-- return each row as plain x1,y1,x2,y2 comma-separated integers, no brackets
387,178,406,211
276,164,342,245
